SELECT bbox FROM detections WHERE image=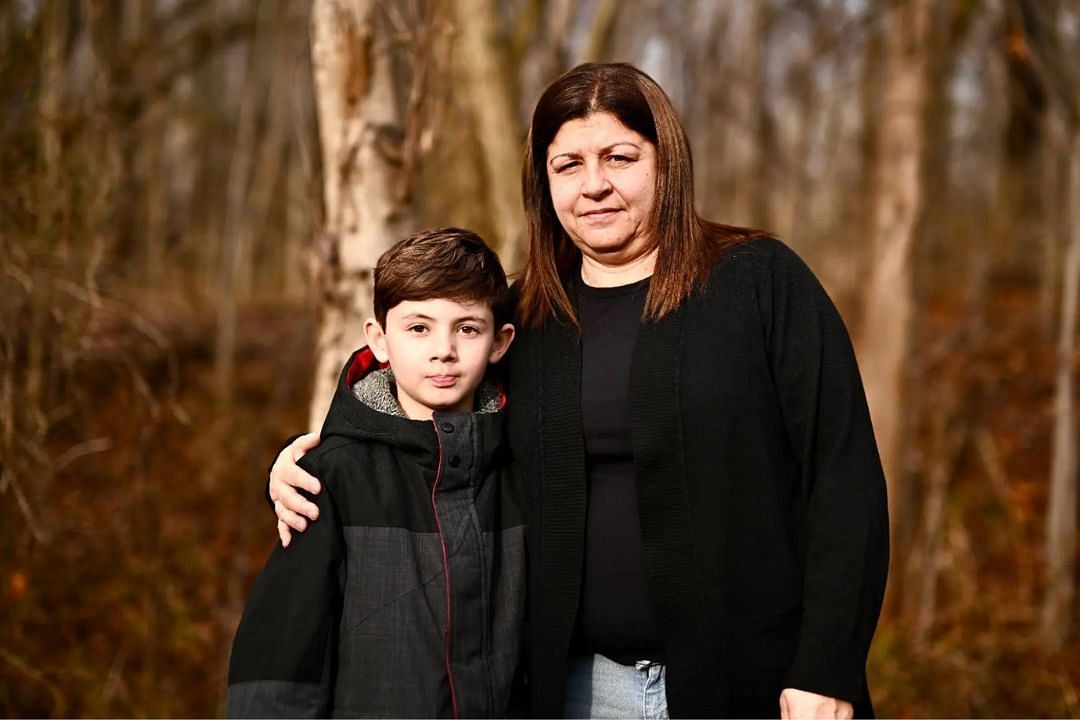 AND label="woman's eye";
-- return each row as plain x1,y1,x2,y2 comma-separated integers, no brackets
554,161,579,174
608,154,635,166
